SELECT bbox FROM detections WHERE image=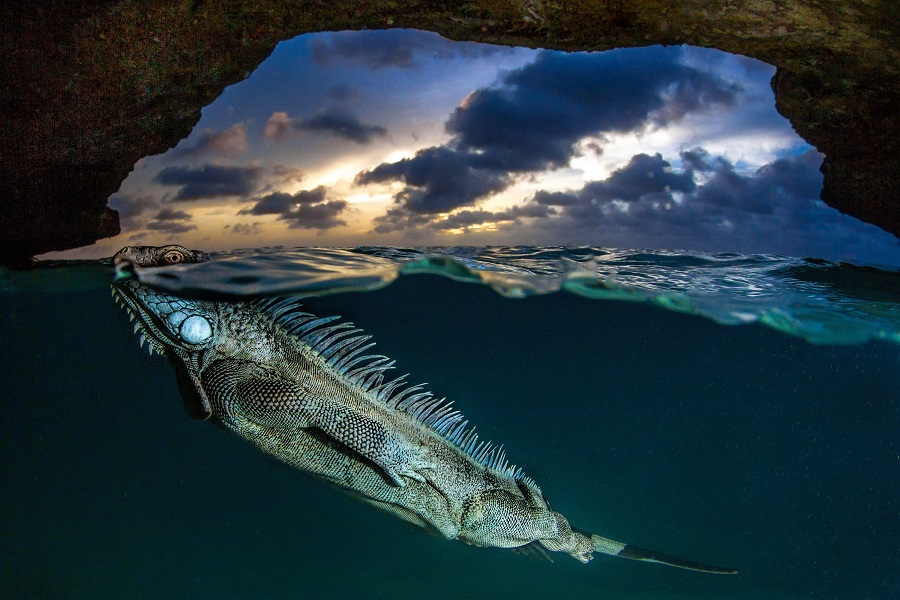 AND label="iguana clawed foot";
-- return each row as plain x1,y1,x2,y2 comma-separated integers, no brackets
382,443,433,487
